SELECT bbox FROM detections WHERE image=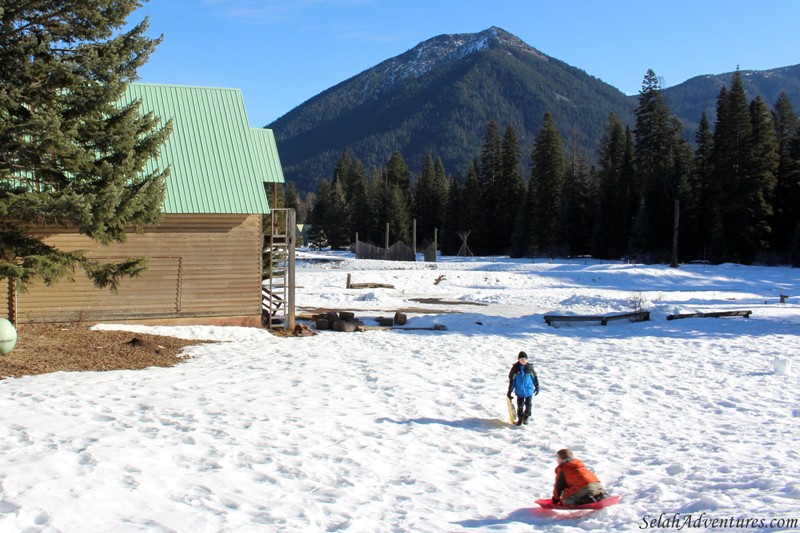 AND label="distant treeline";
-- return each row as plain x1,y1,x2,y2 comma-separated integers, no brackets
284,70,800,266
